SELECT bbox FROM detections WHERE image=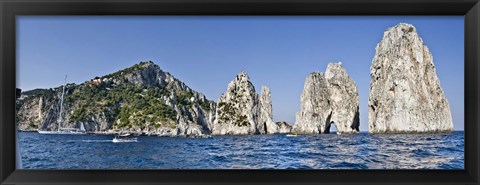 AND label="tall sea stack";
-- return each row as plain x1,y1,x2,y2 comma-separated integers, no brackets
212,71,284,135
294,63,360,134
368,23,453,133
